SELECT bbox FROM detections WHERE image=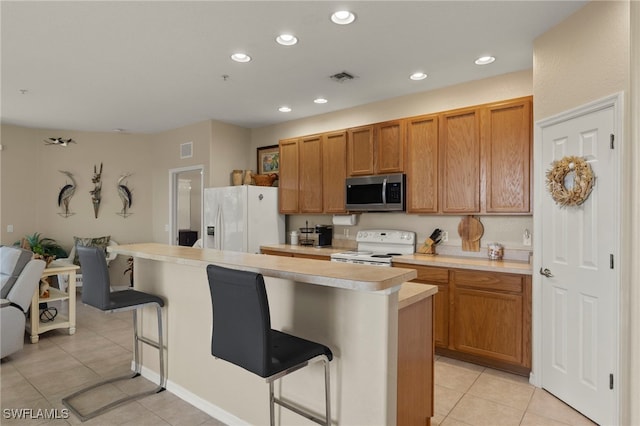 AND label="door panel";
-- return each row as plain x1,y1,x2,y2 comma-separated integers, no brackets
540,105,617,425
